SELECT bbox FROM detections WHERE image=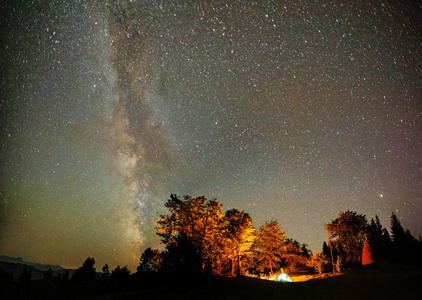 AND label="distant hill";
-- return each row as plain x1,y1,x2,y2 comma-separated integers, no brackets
0,255,64,271
0,255,69,281
0,261,46,281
